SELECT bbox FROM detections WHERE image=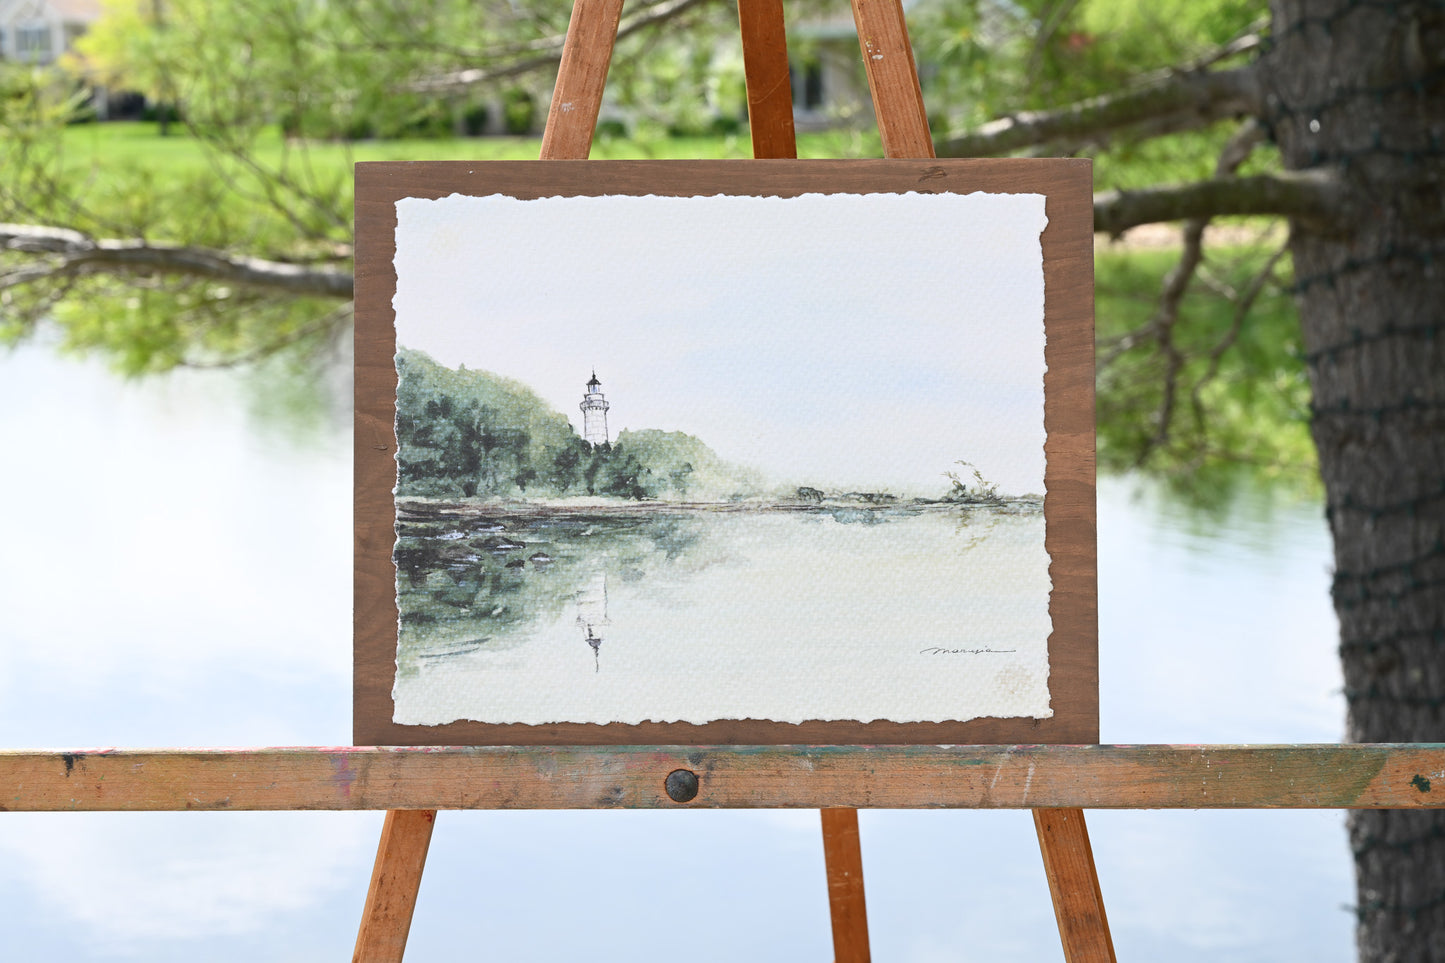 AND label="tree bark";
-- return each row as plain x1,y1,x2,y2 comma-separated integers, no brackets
1263,2,1445,960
